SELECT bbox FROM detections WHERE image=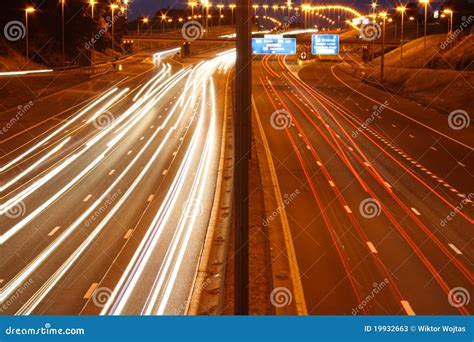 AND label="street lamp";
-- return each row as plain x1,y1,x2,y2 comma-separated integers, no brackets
263,4,268,16
252,4,258,16
379,11,387,83
443,9,453,34
24,7,35,65
396,6,406,67
61,0,66,68
137,18,148,50
419,0,429,62
161,14,167,33
217,4,224,25
444,9,454,67
89,0,96,18
110,4,119,51
230,4,236,25
188,1,197,18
